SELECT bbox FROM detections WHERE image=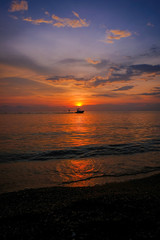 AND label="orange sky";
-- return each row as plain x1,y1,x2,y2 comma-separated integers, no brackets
0,1,160,111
